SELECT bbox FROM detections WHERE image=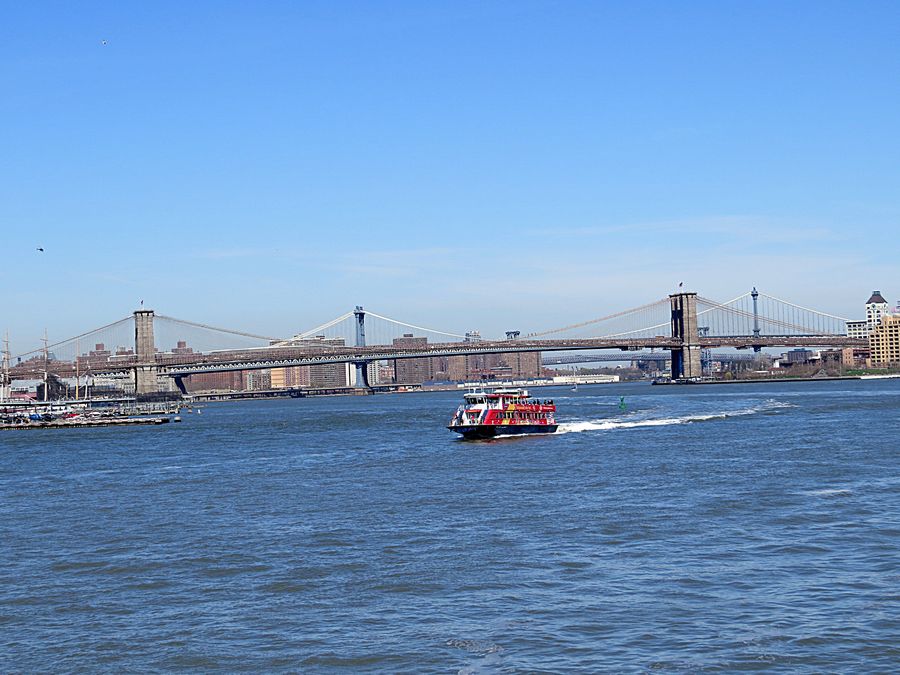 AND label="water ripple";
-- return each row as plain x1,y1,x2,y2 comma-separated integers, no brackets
2,380,899,671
